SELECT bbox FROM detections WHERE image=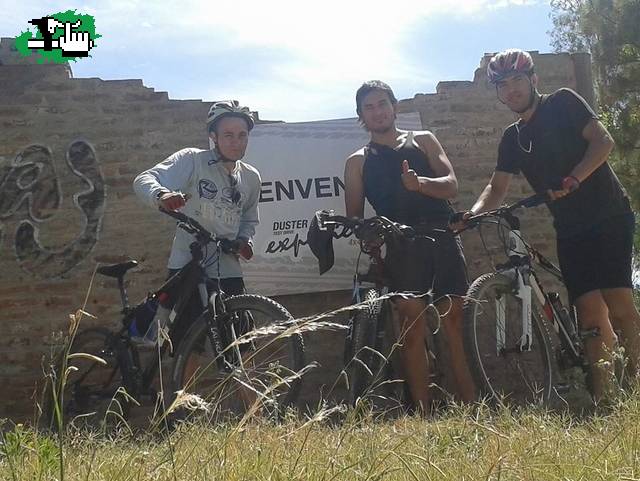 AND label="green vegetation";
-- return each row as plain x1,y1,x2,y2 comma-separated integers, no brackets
550,0,640,278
